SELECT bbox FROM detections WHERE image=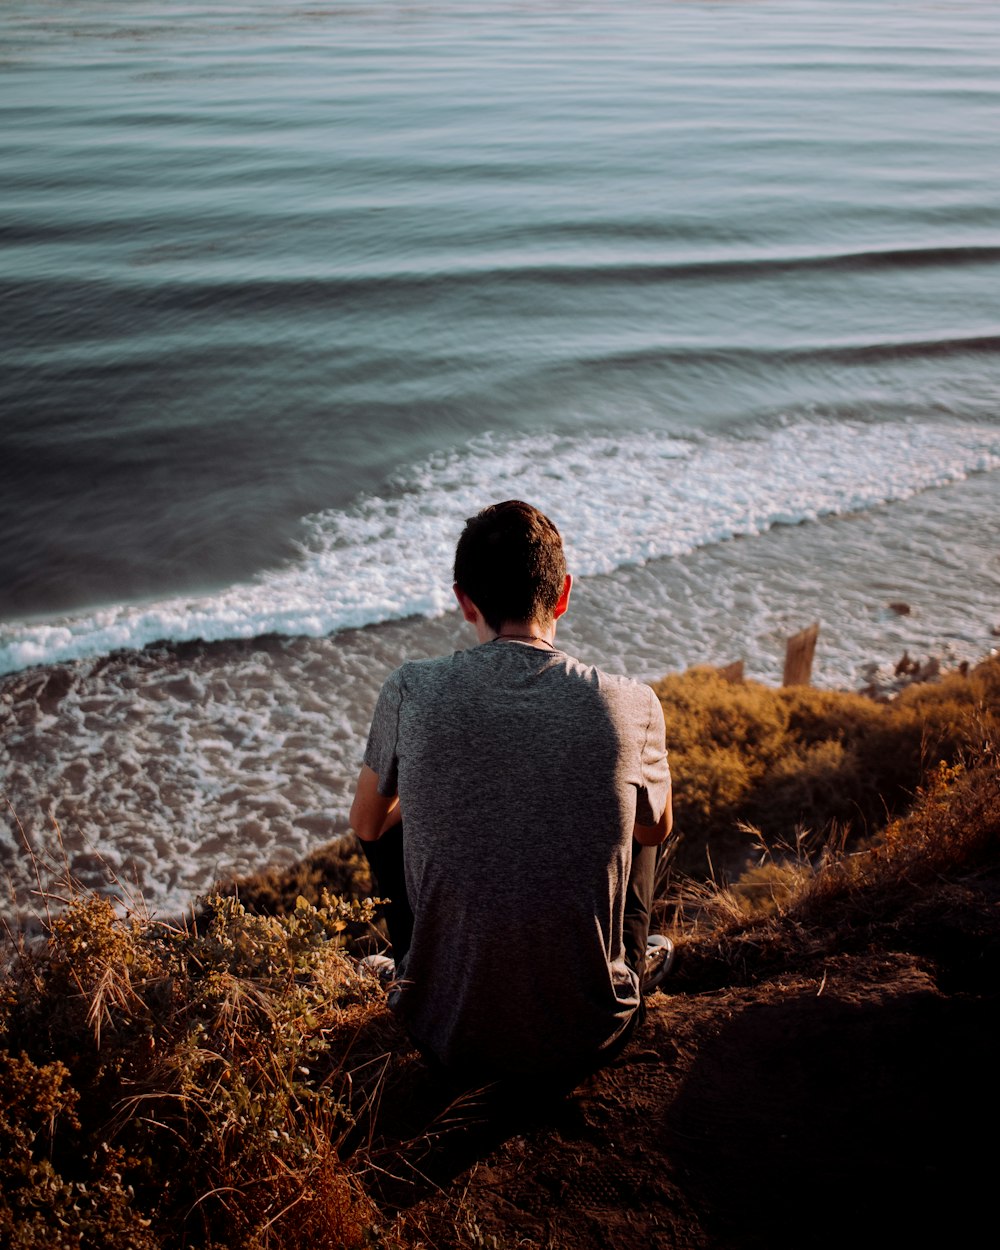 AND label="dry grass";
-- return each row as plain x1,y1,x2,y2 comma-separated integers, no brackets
664,753,1000,994
0,888,409,1249
218,838,374,917
652,652,1000,876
